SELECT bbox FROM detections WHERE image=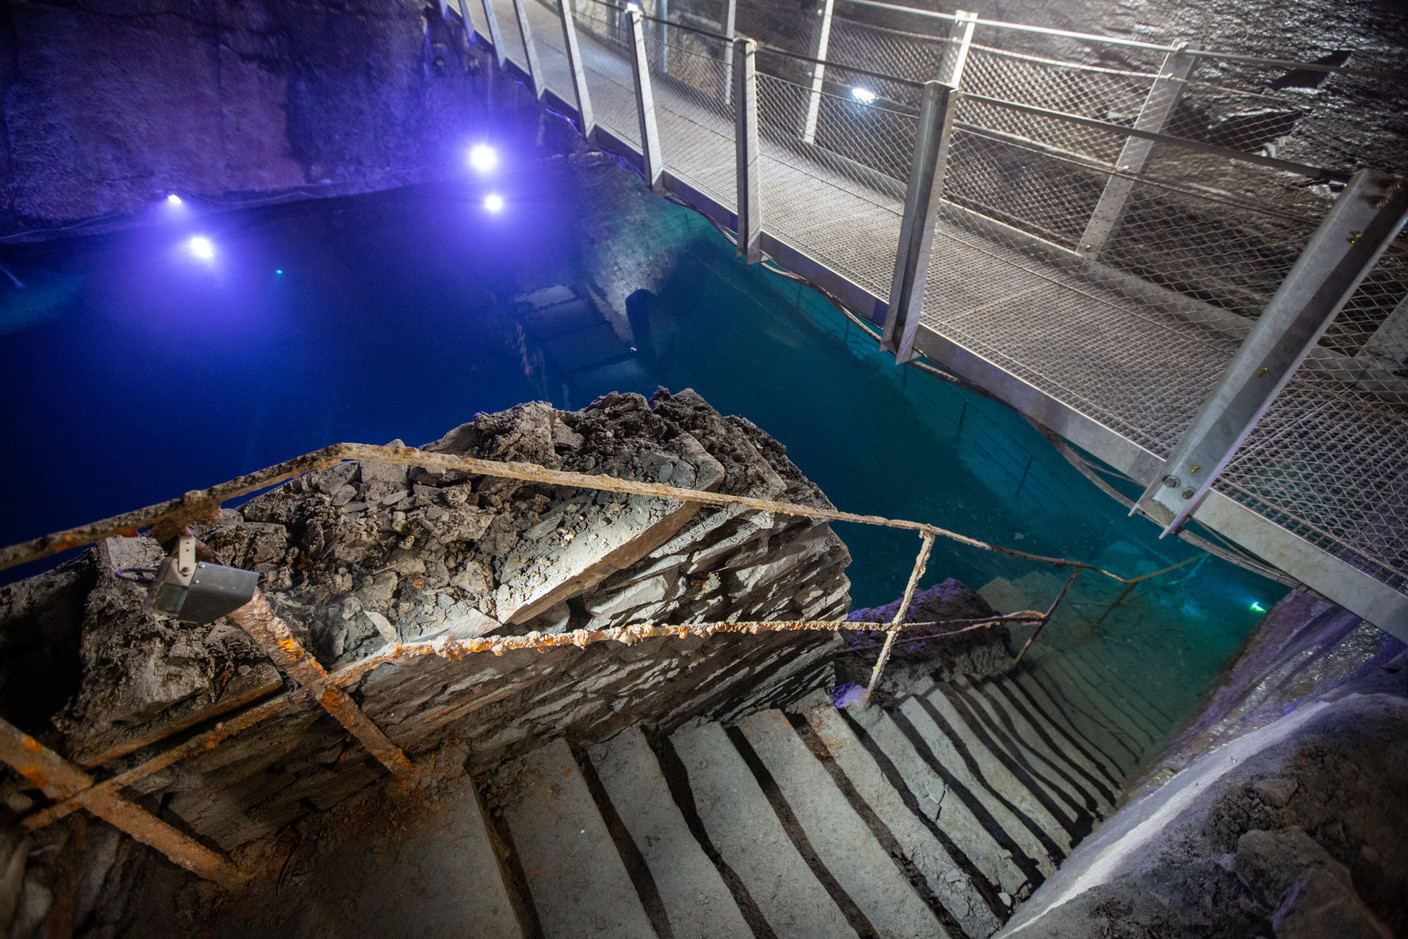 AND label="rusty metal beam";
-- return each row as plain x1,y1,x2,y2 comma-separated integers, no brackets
0,718,242,888
864,530,936,703
23,692,303,832
0,443,1158,586
227,590,415,781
